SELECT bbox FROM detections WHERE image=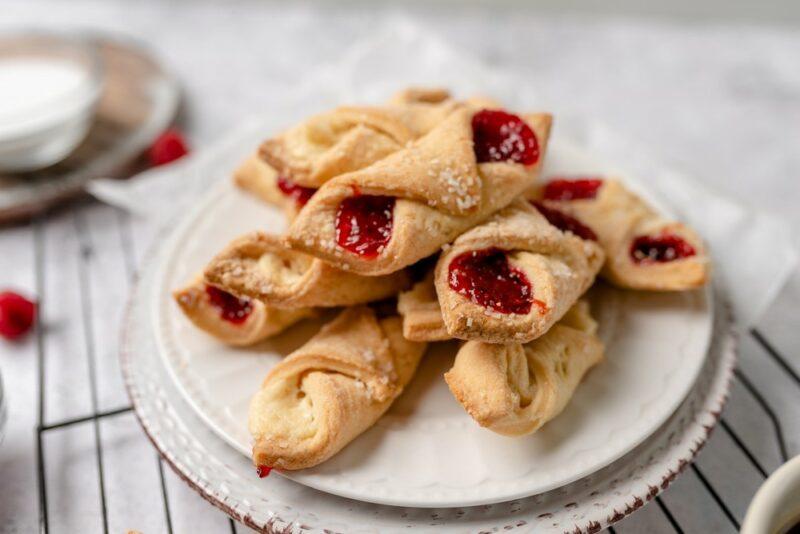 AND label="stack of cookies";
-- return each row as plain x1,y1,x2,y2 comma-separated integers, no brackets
173,88,710,474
